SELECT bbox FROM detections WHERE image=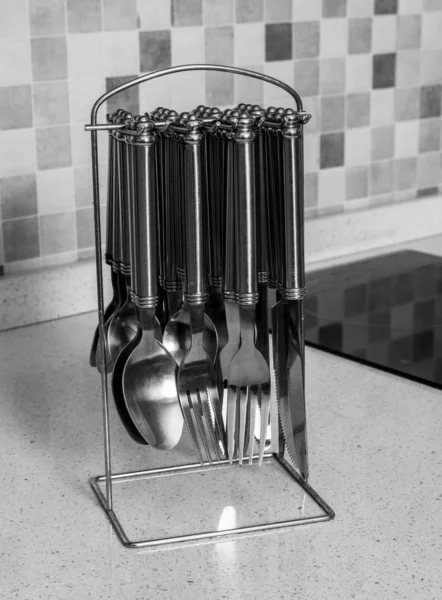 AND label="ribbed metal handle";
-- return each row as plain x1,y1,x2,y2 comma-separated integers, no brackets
282,115,305,298
234,116,258,305
223,140,235,299
131,121,158,306
105,133,115,266
112,135,123,269
120,139,132,275
183,118,207,305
